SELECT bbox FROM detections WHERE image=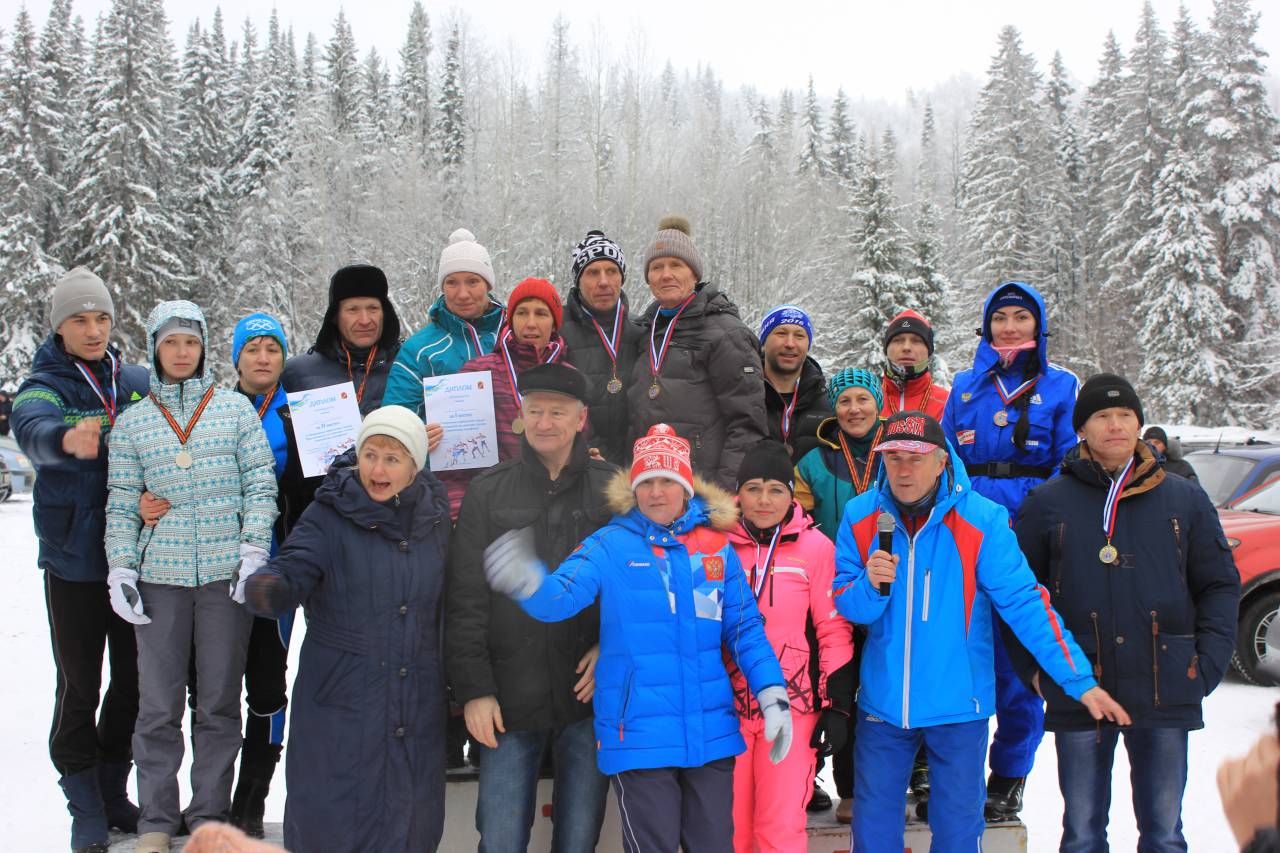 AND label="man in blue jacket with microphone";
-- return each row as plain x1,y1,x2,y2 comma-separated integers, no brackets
832,410,1127,852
